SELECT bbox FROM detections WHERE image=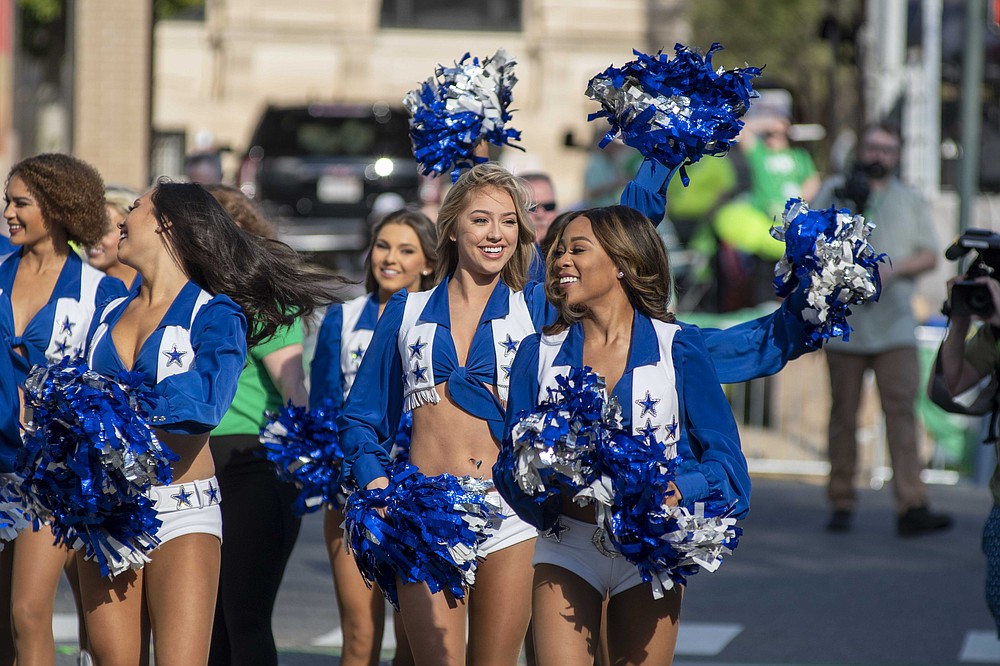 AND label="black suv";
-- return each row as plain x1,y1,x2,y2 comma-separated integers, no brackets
238,103,419,257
